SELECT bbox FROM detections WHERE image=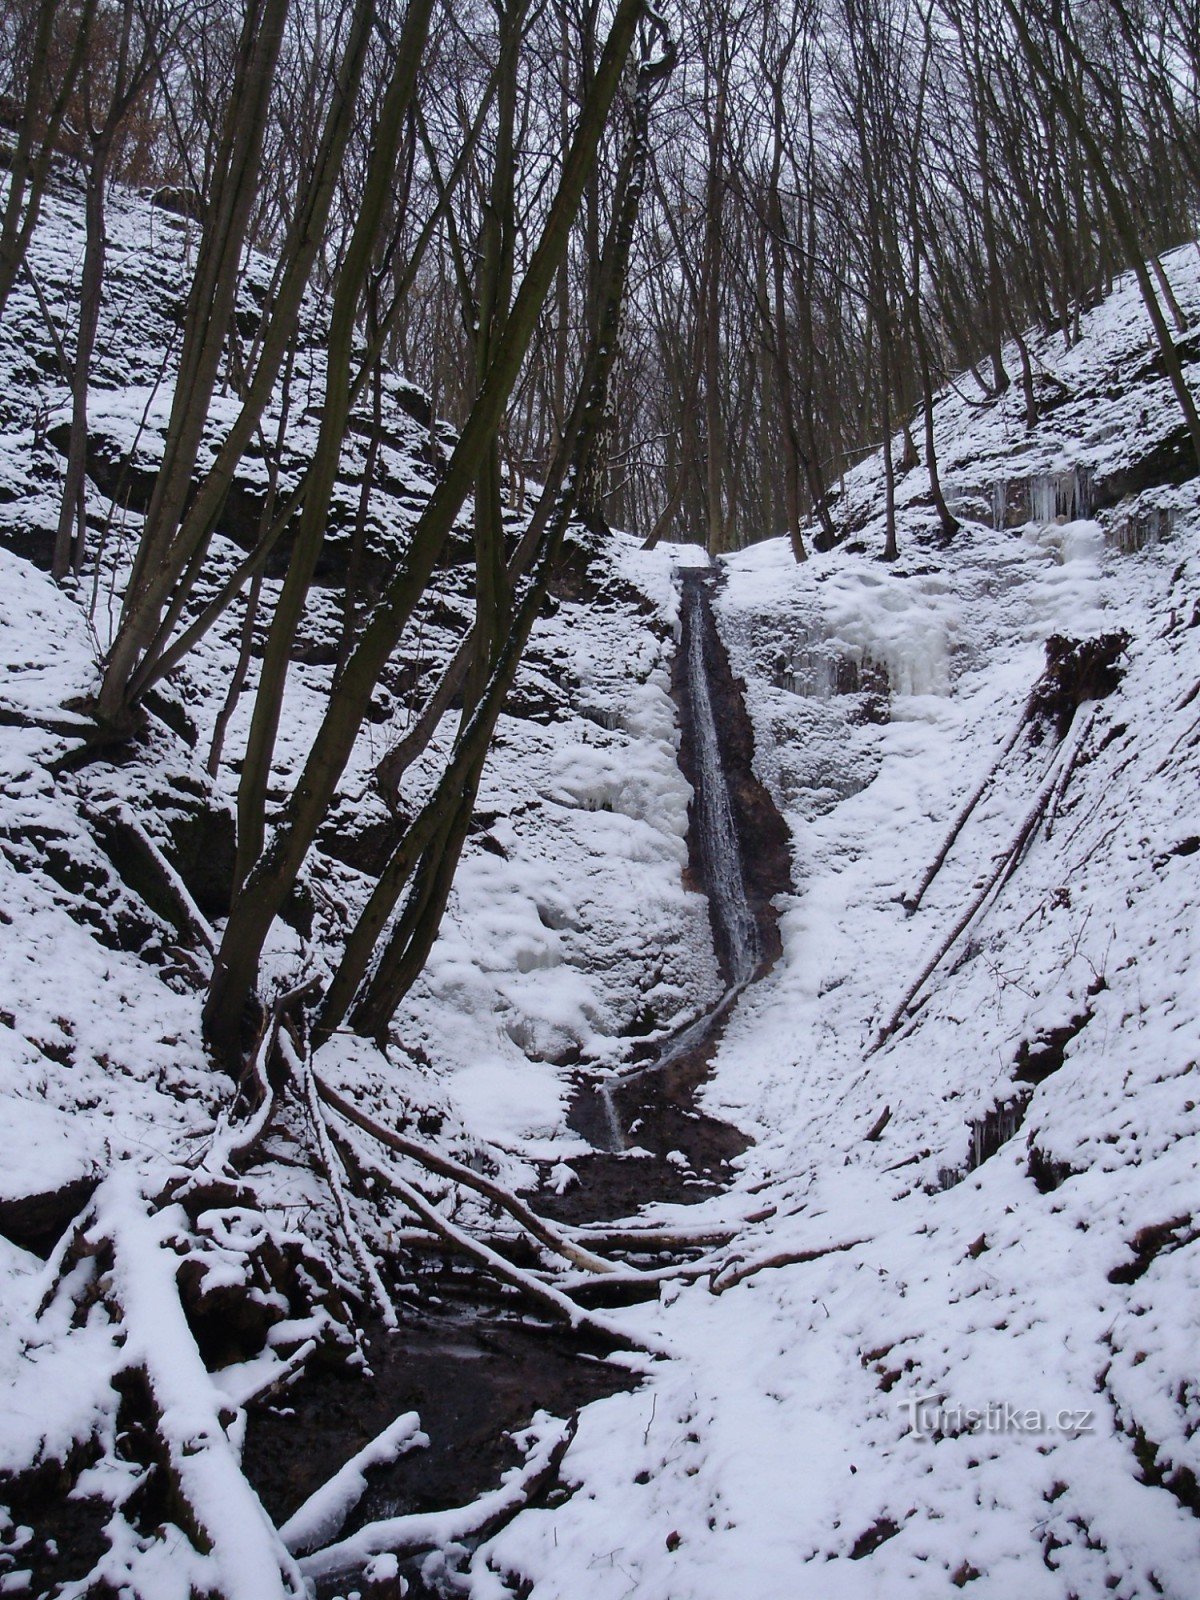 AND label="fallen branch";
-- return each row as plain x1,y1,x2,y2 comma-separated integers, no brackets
865,1105,892,1142
1036,706,1095,841
21,257,73,381
214,1337,318,1410
299,1413,576,1585
555,1256,720,1306
870,705,1090,1054
315,1074,631,1277
903,700,1033,913
94,800,217,952
280,1410,427,1556
323,1110,667,1354
708,1235,868,1295
565,1206,777,1250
